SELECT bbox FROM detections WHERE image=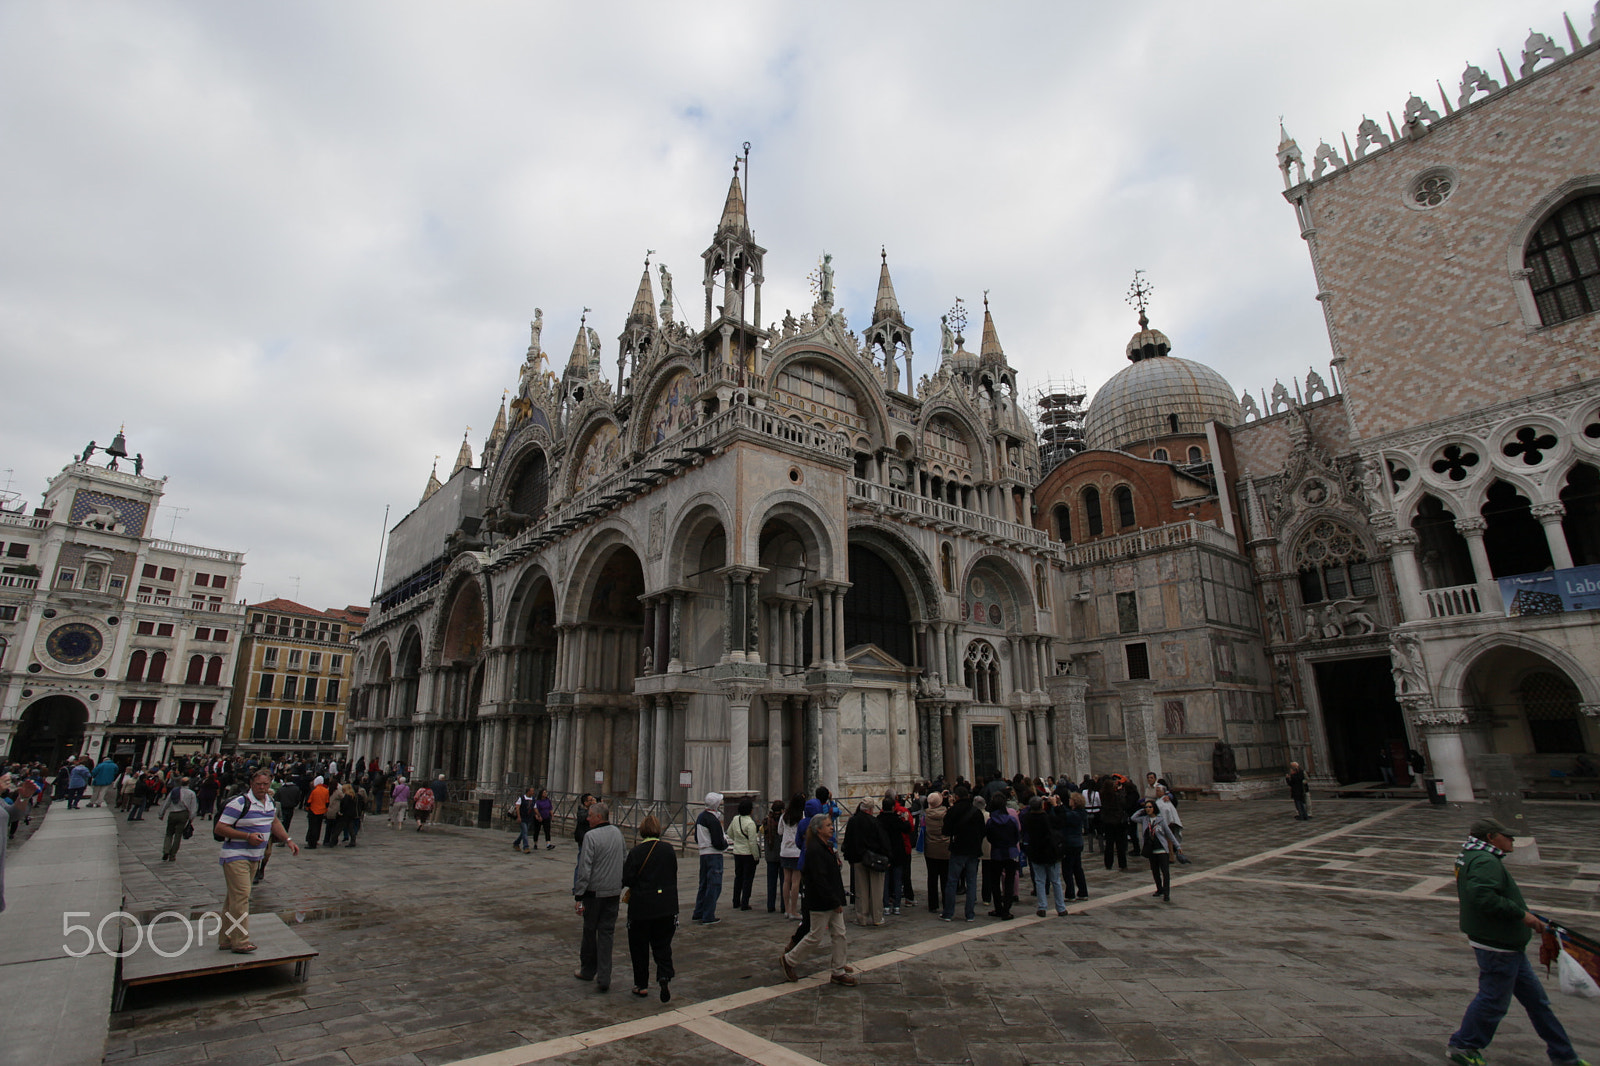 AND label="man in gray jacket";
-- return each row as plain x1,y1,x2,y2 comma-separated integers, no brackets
155,776,198,862
572,802,625,992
